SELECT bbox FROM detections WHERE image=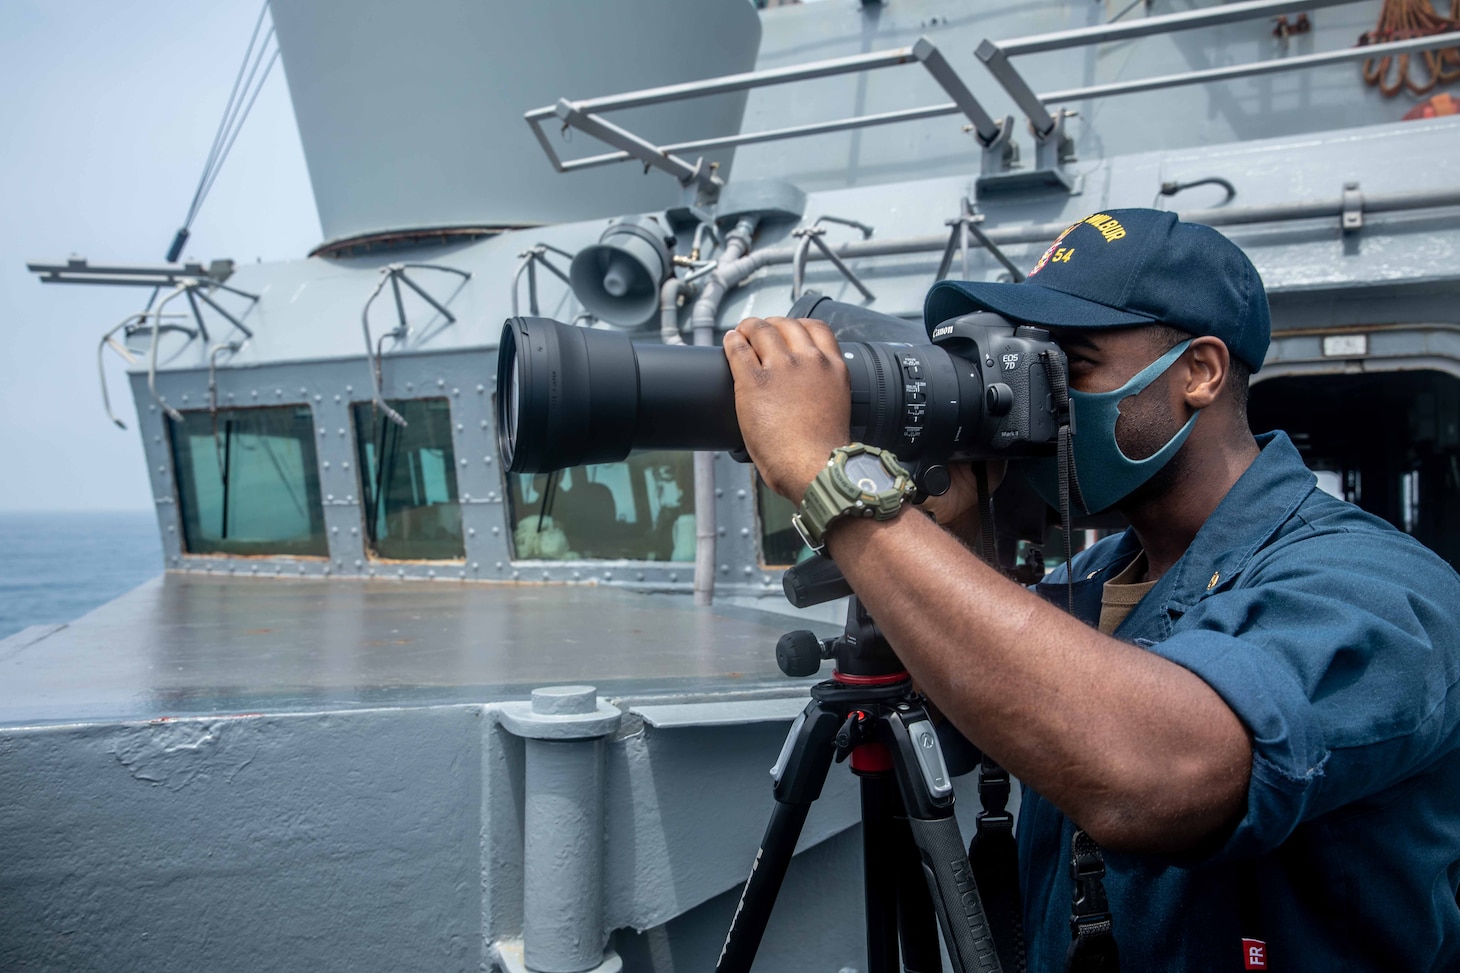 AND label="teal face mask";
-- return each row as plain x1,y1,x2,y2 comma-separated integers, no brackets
1022,339,1197,516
